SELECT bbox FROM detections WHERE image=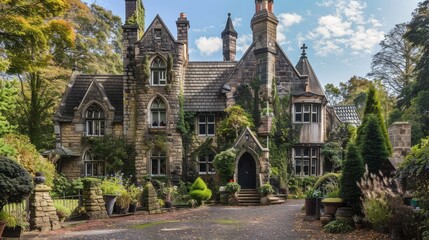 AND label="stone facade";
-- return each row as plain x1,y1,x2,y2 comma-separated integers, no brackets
141,182,161,214
29,184,60,232
54,0,337,184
